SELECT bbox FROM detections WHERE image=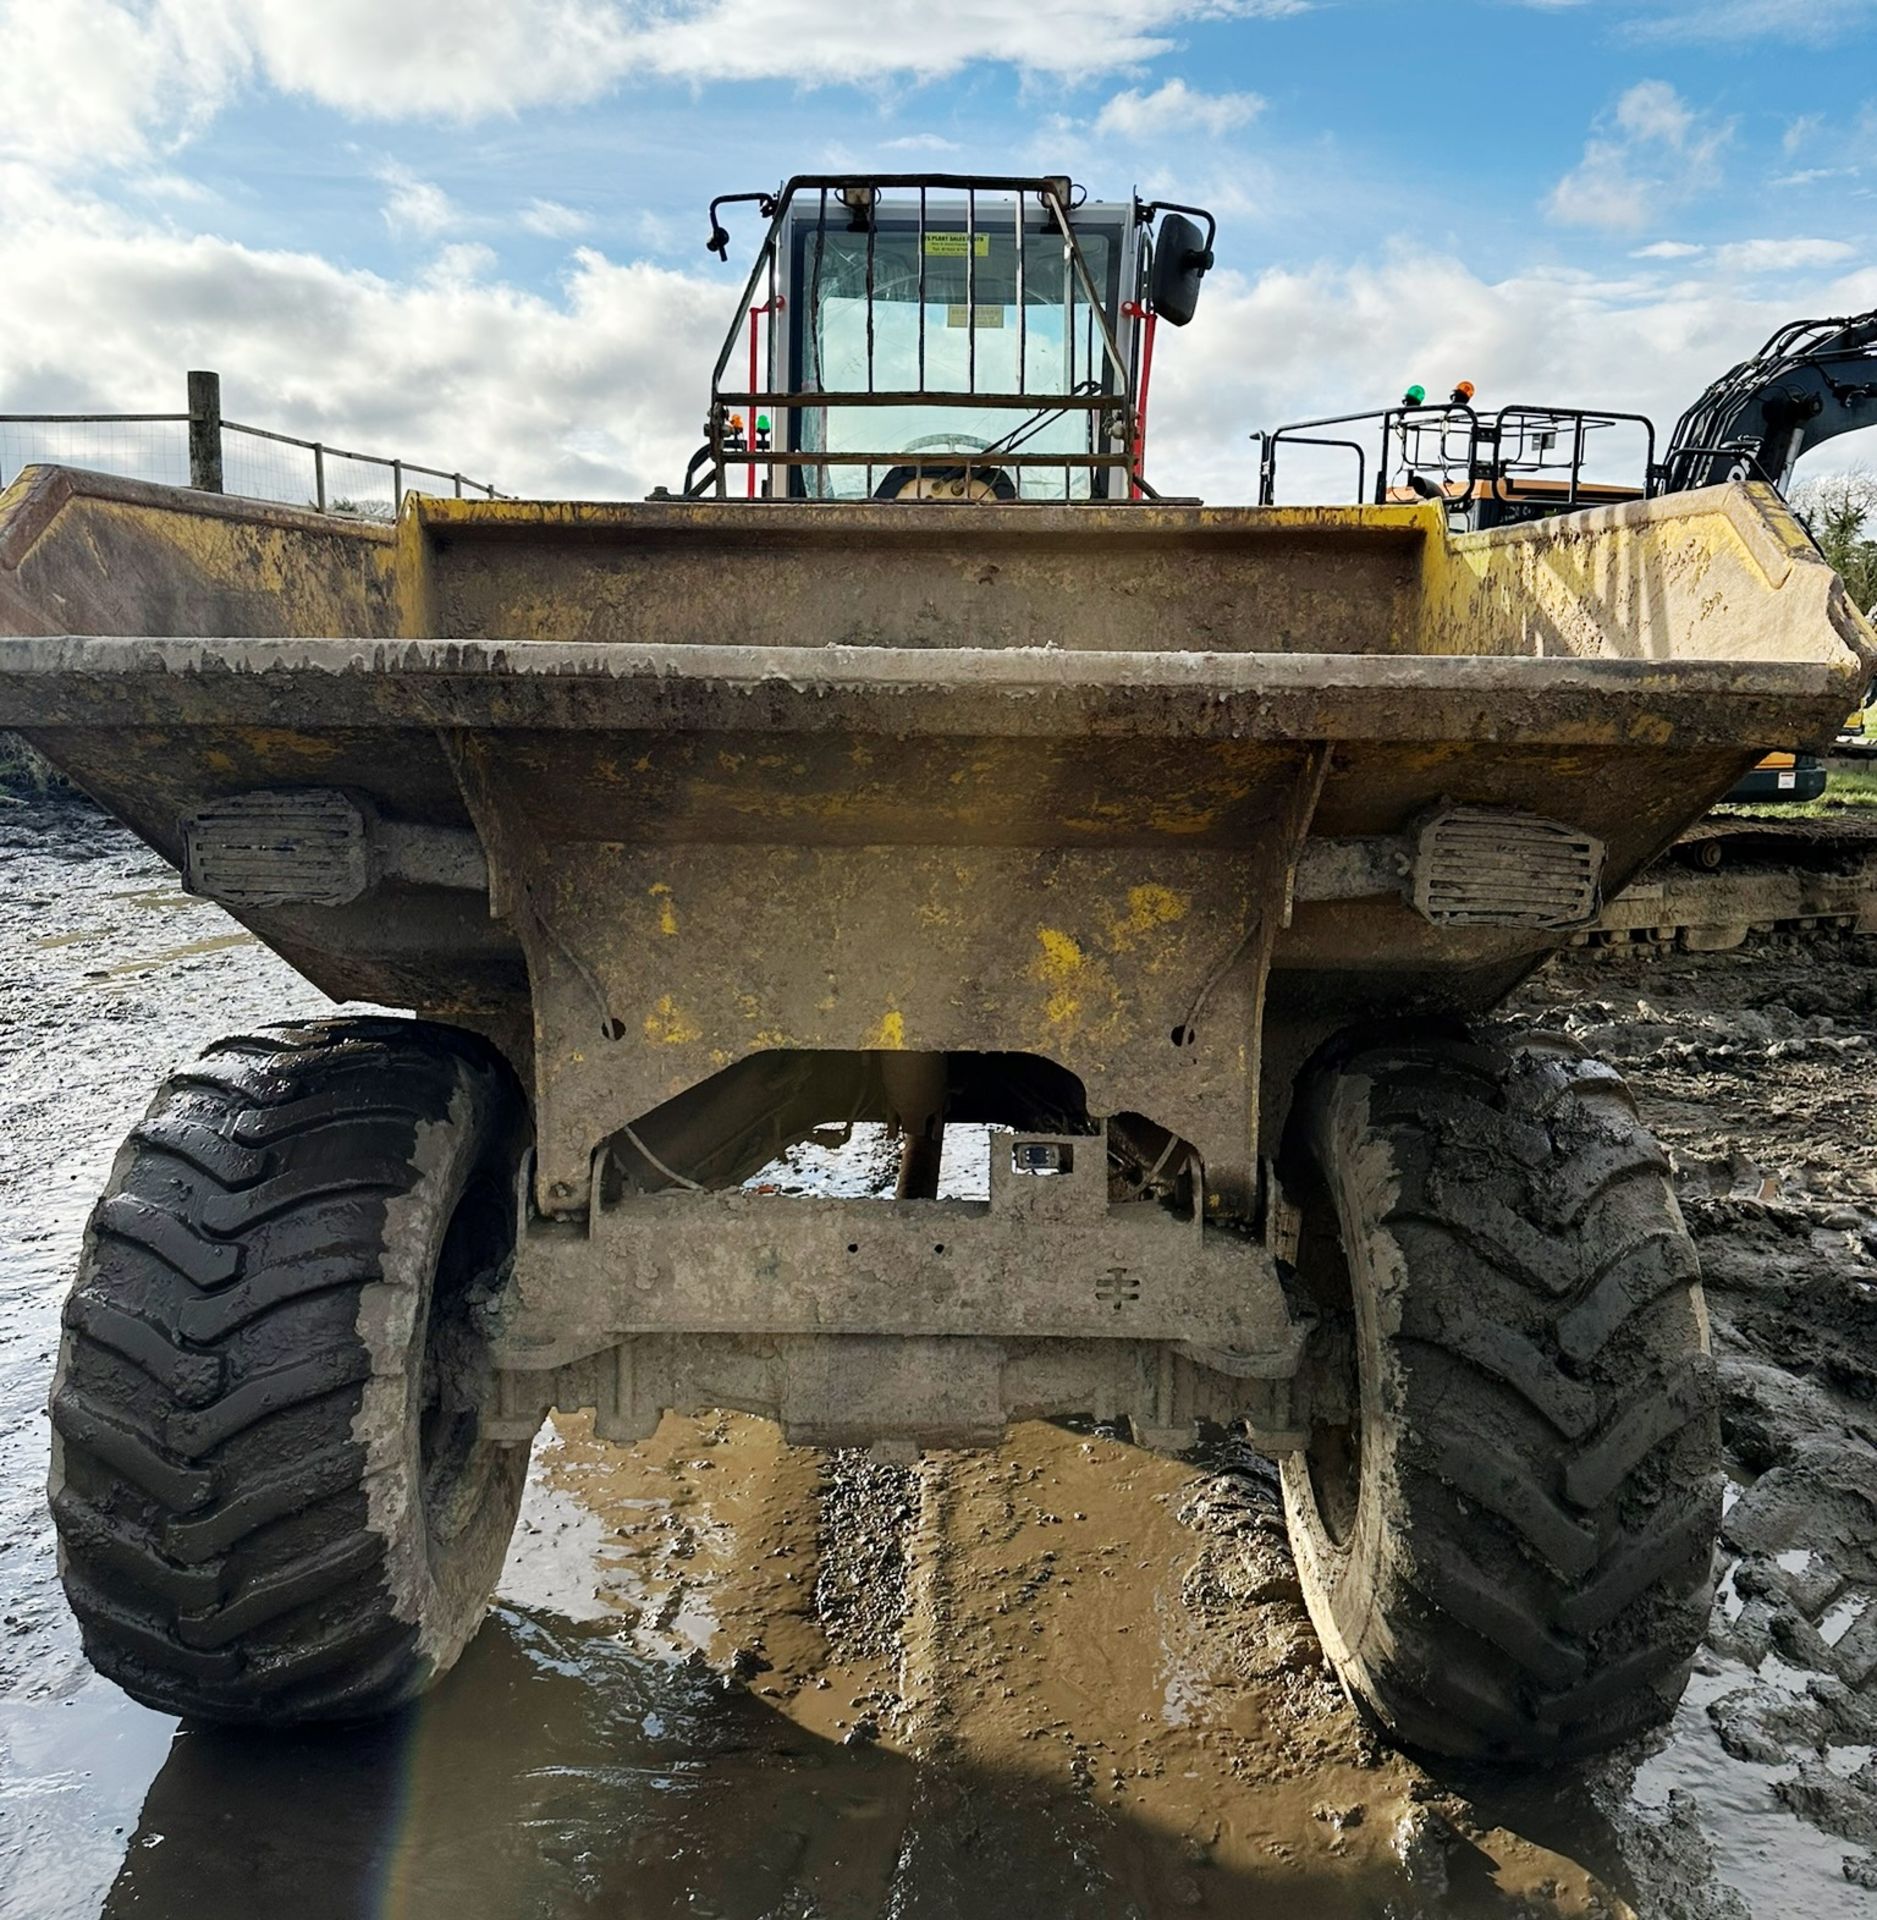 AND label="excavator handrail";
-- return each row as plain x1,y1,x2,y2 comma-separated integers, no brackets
1253,400,1652,518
